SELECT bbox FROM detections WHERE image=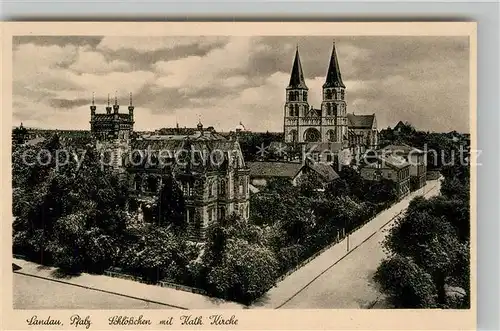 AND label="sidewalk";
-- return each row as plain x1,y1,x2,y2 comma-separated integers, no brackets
13,258,245,309
251,180,441,309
